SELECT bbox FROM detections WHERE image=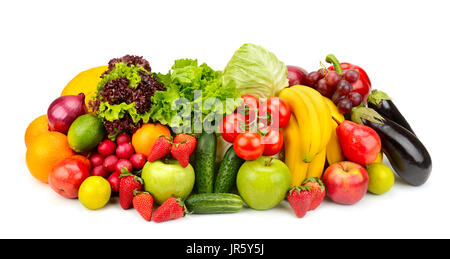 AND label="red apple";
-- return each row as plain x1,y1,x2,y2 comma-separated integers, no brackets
322,161,369,205
48,158,90,199
287,65,308,86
